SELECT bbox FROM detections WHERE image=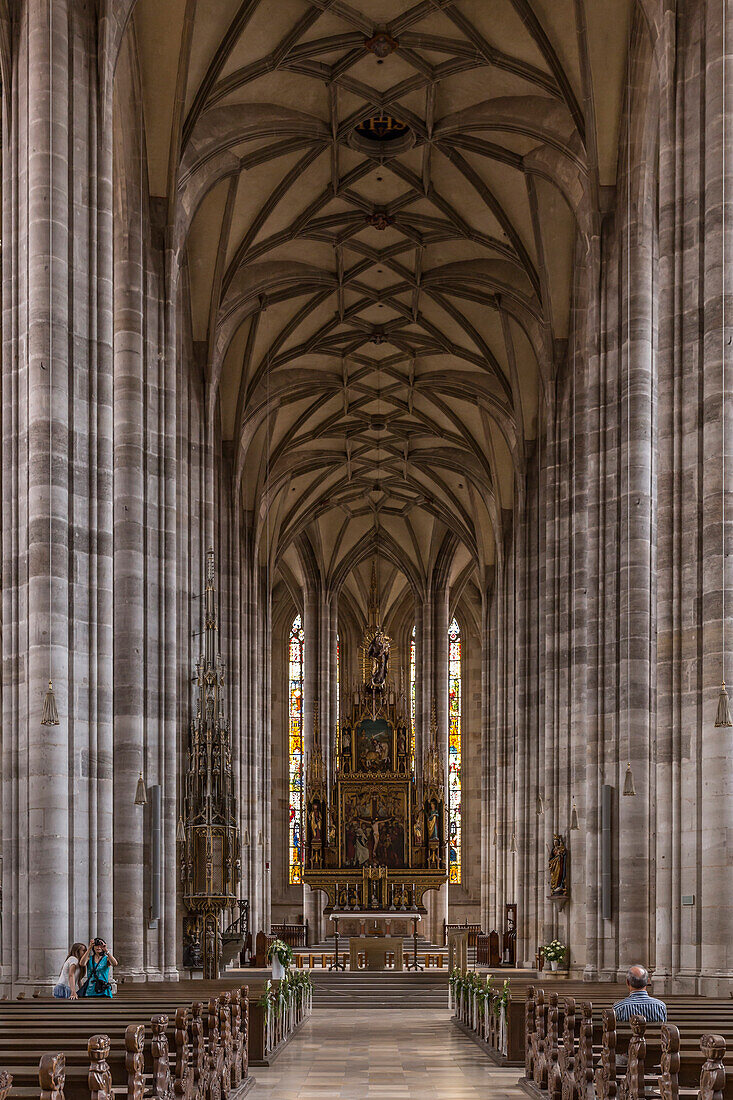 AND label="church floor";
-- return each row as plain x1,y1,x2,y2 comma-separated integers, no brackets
251,1008,523,1099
